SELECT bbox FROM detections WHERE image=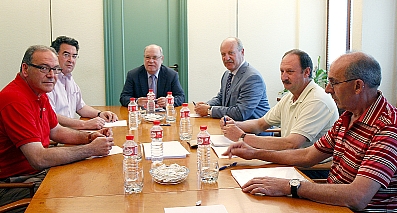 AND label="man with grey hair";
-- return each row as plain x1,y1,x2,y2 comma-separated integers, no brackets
223,52,397,212
0,45,114,210
194,37,270,121
120,44,185,107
